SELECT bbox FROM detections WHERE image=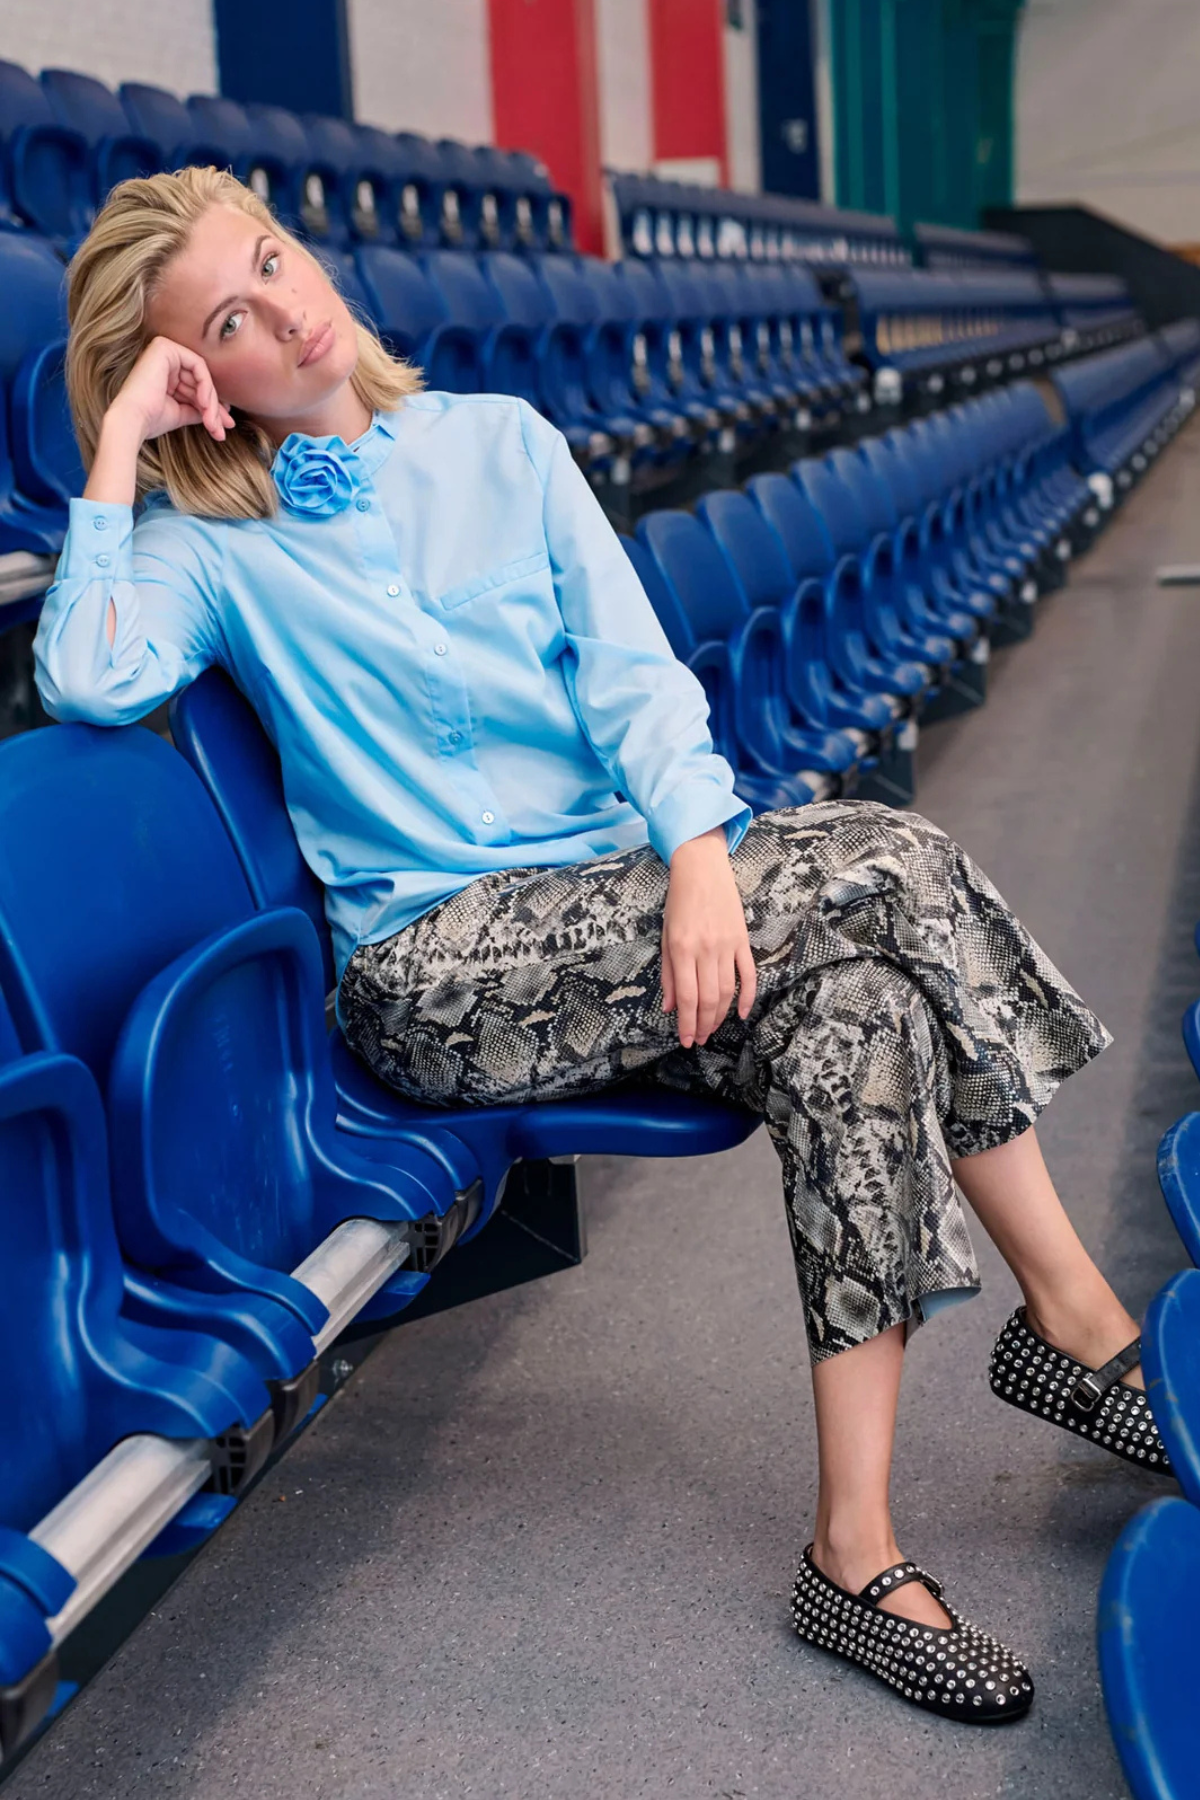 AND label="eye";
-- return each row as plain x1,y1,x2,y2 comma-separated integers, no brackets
218,251,280,341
